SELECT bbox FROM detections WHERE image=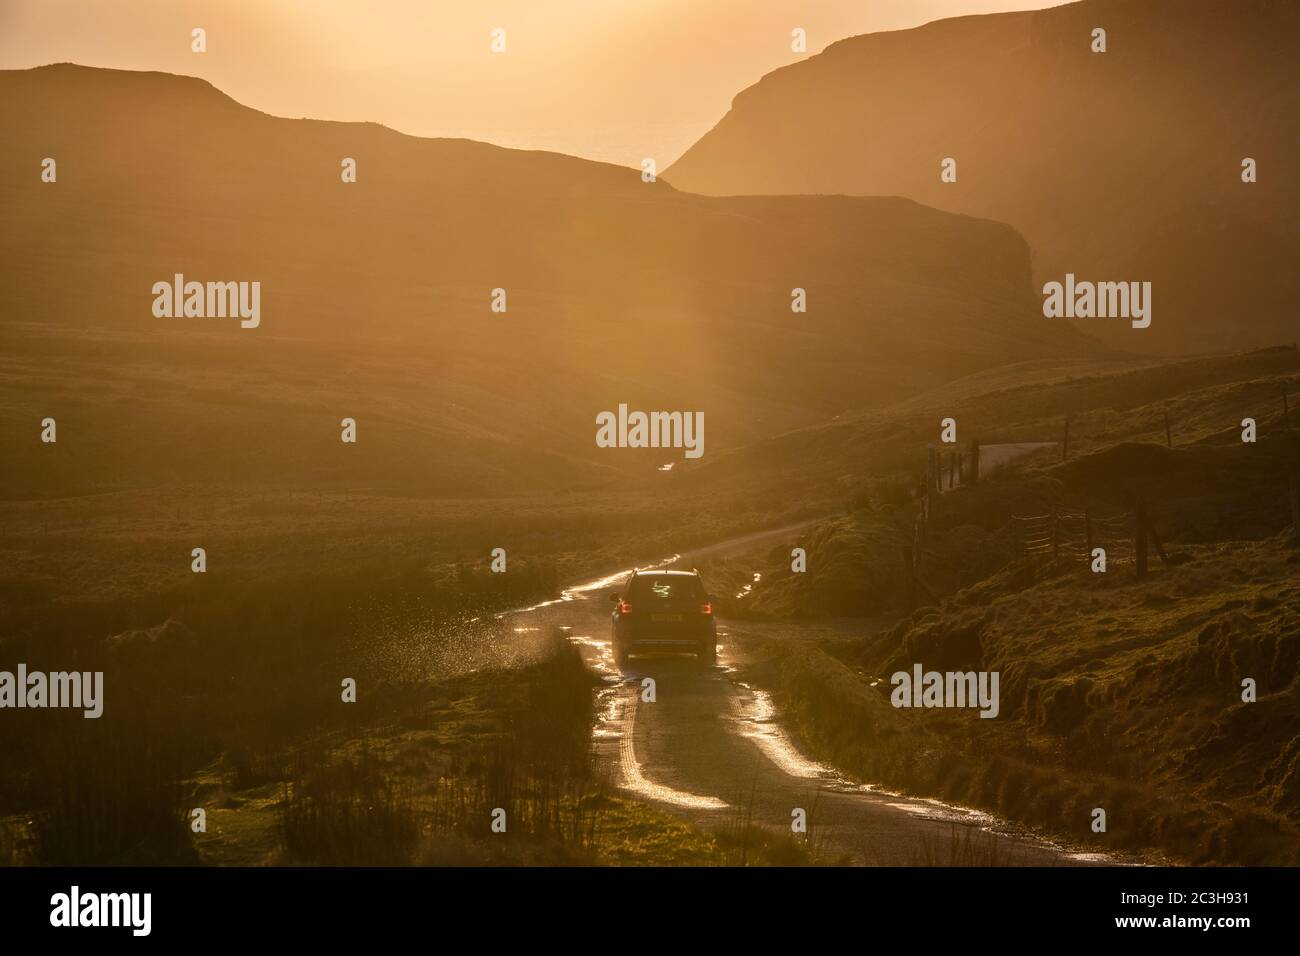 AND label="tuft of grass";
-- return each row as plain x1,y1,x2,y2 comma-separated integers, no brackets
28,718,198,865
279,746,425,866
759,534,1300,864
909,823,1031,867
